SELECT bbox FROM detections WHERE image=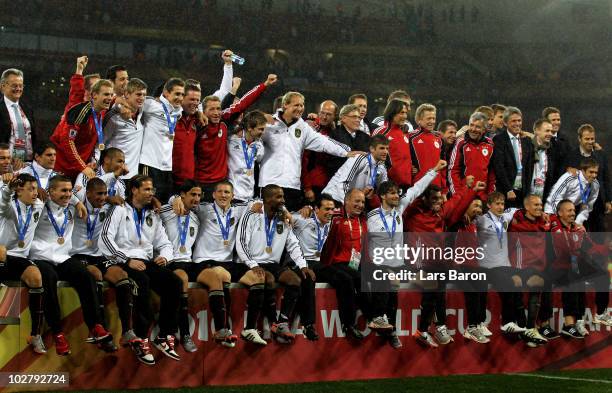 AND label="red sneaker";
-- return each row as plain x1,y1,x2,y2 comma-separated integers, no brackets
86,324,112,344
54,332,71,356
